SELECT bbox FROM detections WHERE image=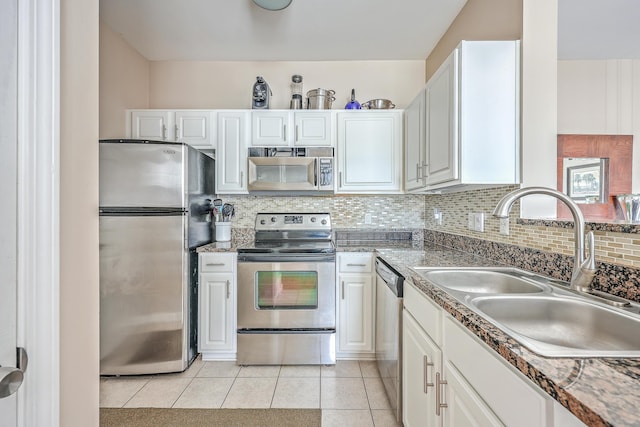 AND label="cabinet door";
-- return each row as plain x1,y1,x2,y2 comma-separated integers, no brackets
337,272,375,354
443,362,504,427
251,111,291,146
294,111,333,146
175,110,215,149
216,111,249,193
199,272,235,353
403,310,442,427
404,91,426,191
130,110,174,141
425,49,458,186
337,112,402,193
